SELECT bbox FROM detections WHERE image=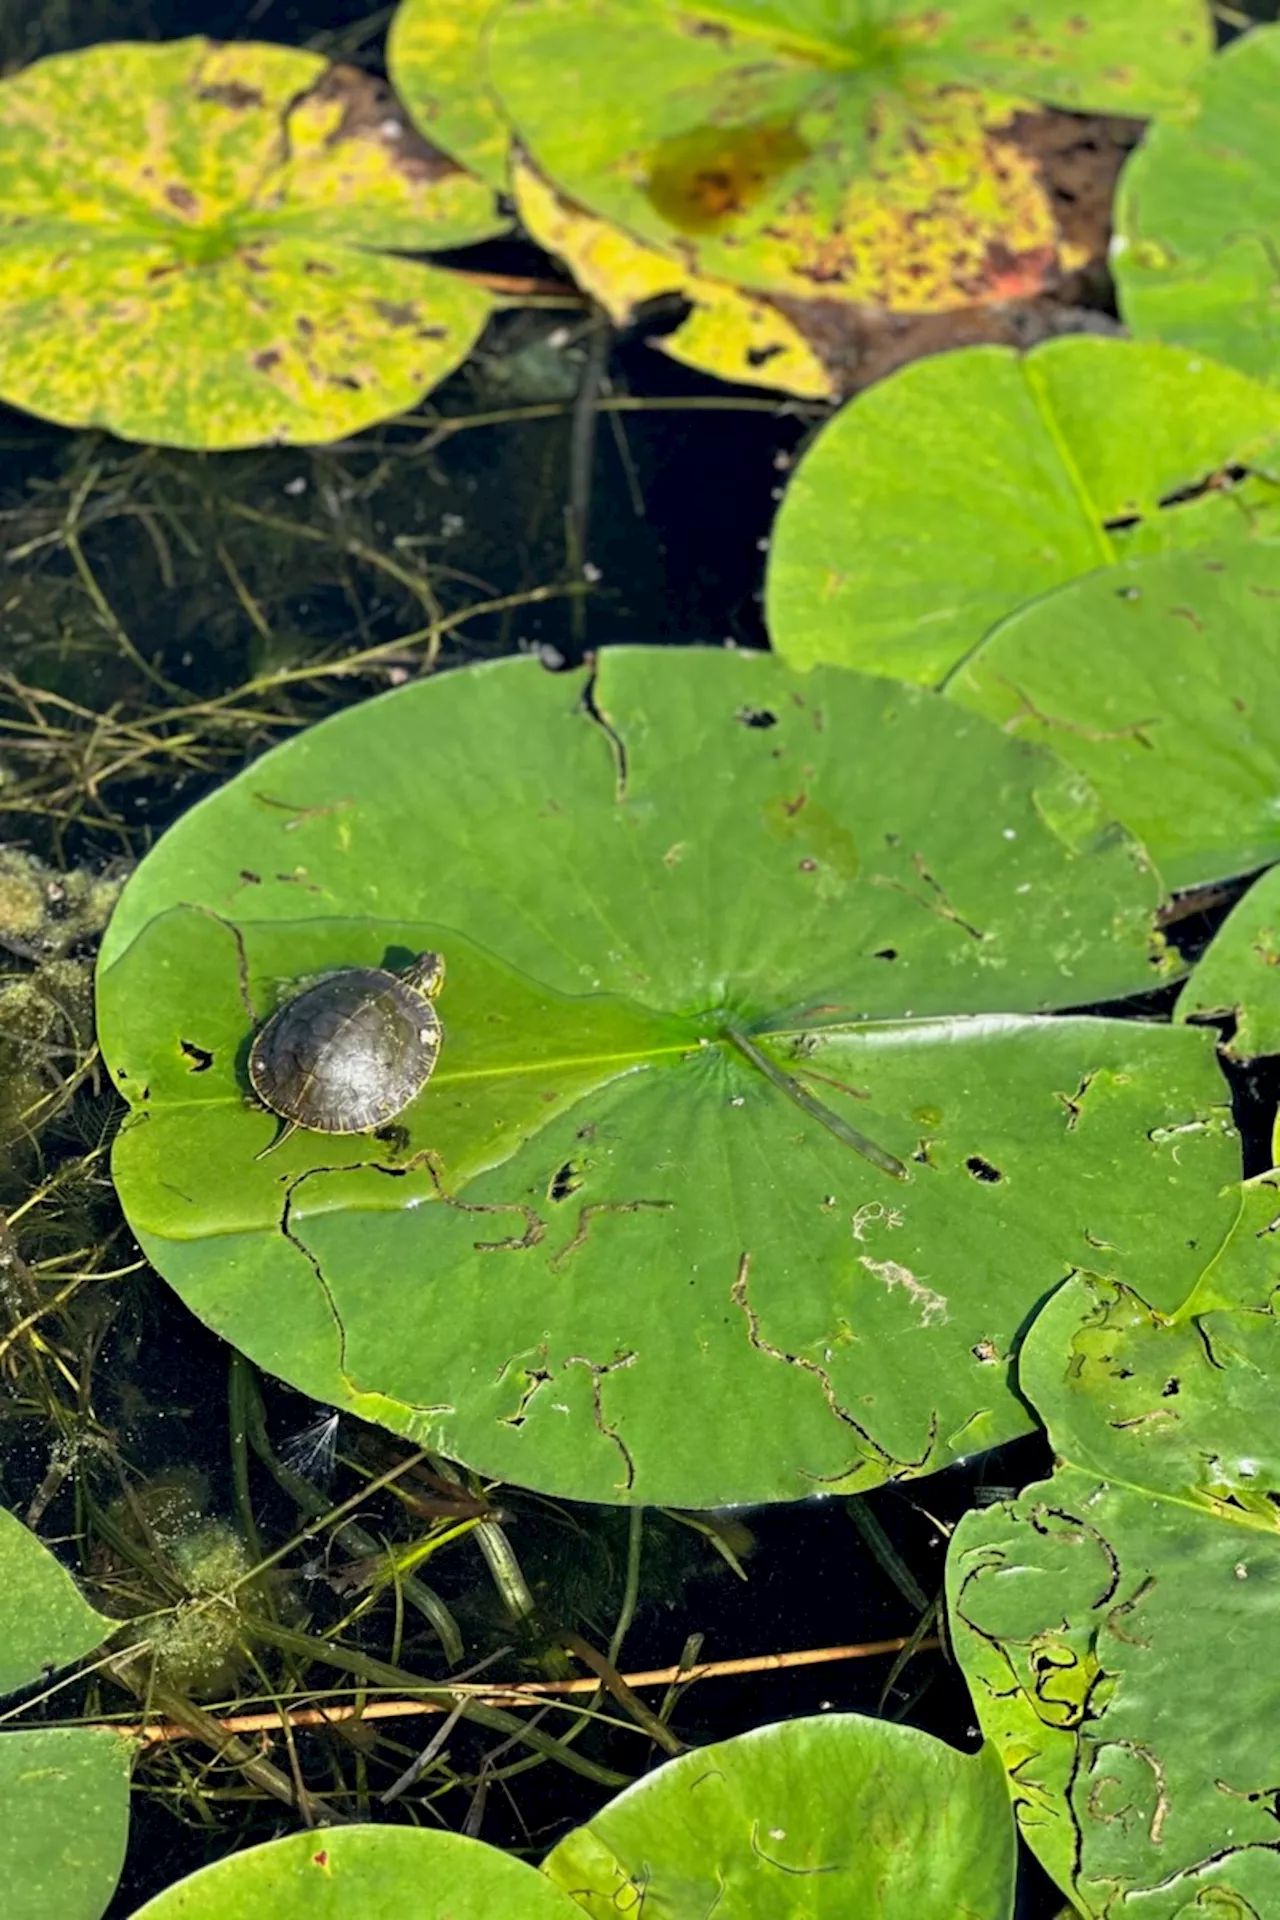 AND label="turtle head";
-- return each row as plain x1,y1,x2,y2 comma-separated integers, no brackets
404,951,446,998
